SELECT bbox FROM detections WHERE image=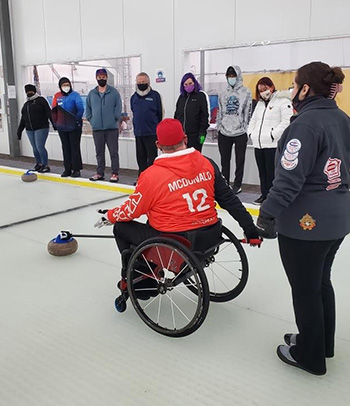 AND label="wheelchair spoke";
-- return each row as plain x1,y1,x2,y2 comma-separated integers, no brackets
142,294,160,311
157,295,162,324
171,286,198,305
207,265,232,291
156,246,166,270
133,268,158,280
141,254,158,279
172,262,189,282
166,250,174,272
212,261,242,281
165,293,191,322
169,291,176,330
